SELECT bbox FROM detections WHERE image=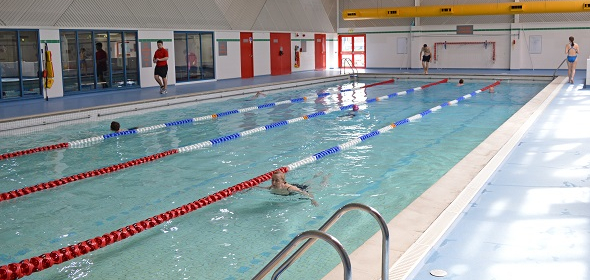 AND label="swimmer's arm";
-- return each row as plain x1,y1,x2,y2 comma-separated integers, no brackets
287,185,318,206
